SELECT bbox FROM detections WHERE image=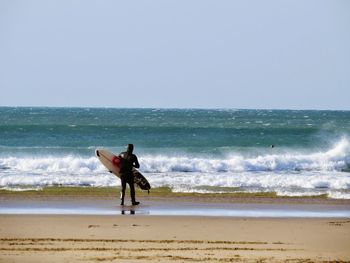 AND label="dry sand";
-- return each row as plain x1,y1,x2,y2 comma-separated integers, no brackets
1,215,350,262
